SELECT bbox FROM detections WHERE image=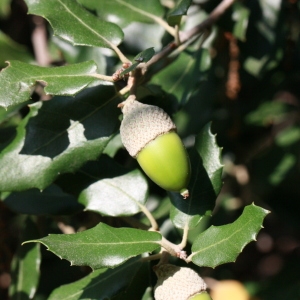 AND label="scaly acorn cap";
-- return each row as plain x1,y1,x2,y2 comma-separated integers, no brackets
154,264,207,300
119,96,176,158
